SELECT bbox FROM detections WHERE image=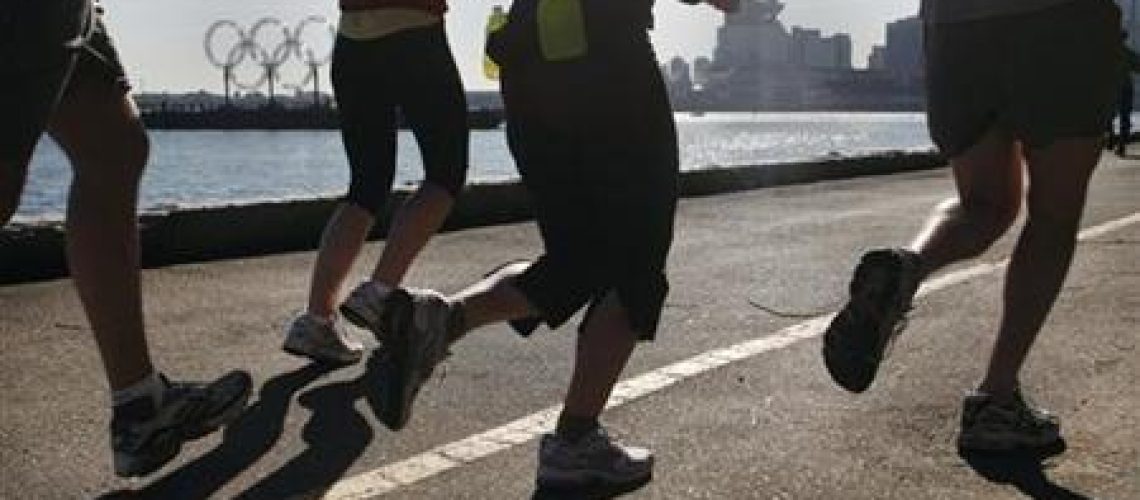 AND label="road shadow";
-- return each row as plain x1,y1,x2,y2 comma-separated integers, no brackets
532,476,653,500
98,362,338,499
959,439,1090,500
236,353,390,498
